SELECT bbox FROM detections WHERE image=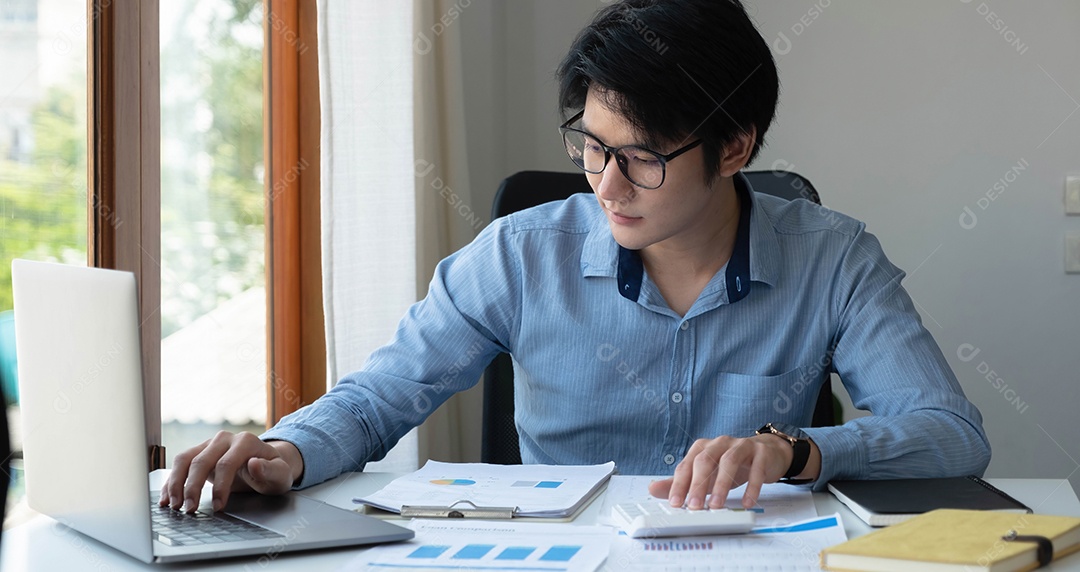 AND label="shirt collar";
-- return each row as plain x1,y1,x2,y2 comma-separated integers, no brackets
580,171,781,302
